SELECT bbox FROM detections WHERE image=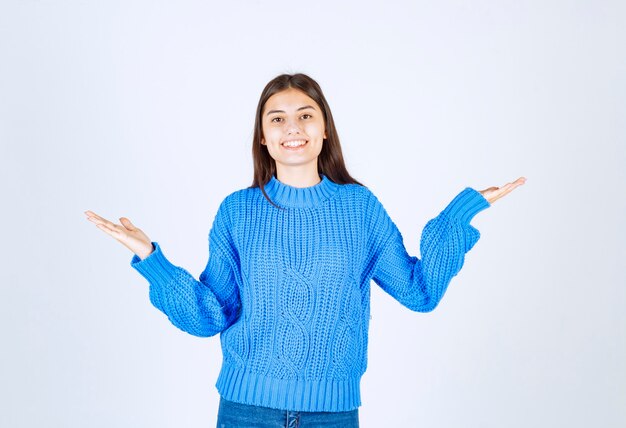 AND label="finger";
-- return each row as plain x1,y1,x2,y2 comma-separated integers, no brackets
120,217,137,231
478,186,498,197
504,177,526,193
85,211,108,222
509,177,526,188
86,212,118,229
491,180,522,203
85,210,102,221
86,215,126,238
94,221,124,239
